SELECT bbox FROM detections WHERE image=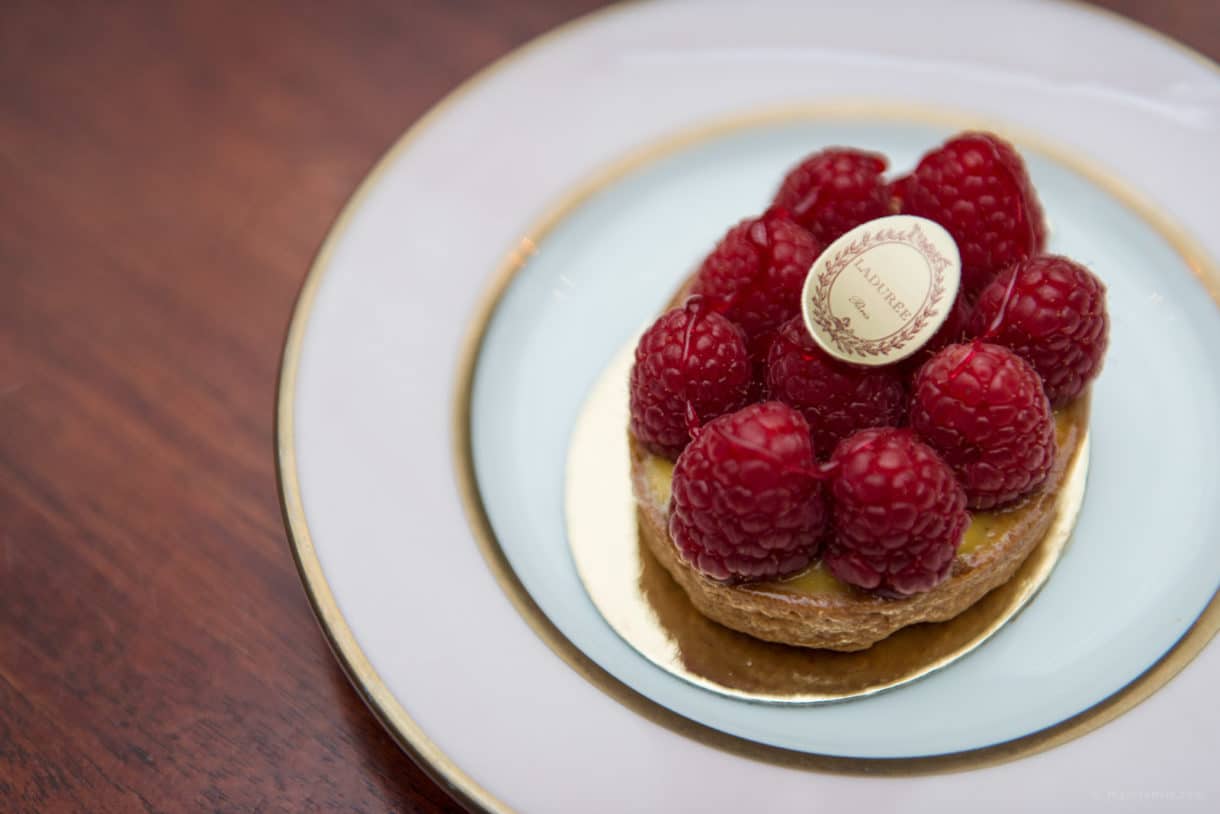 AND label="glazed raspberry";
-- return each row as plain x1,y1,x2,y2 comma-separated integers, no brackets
669,402,828,582
824,428,968,596
910,342,1055,510
765,316,906,456
901,132,1047,294
969,255,1109,407
629,298,751,458
772,148,893,243
690,207,822,357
